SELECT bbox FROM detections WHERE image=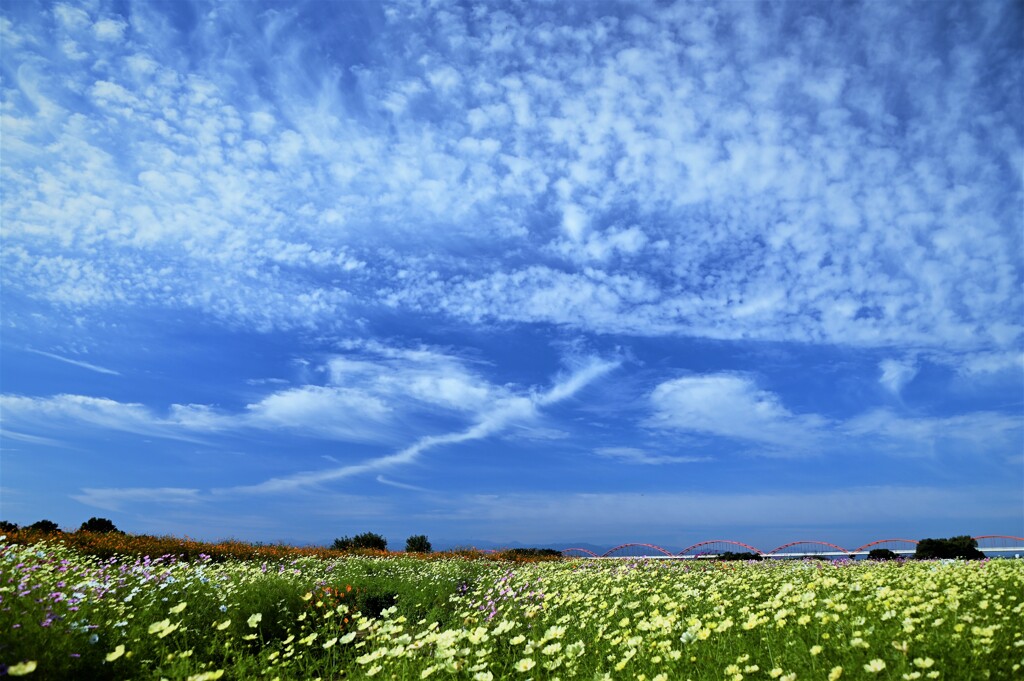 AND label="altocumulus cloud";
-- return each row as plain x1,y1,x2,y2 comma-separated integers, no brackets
0,1,1019,360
